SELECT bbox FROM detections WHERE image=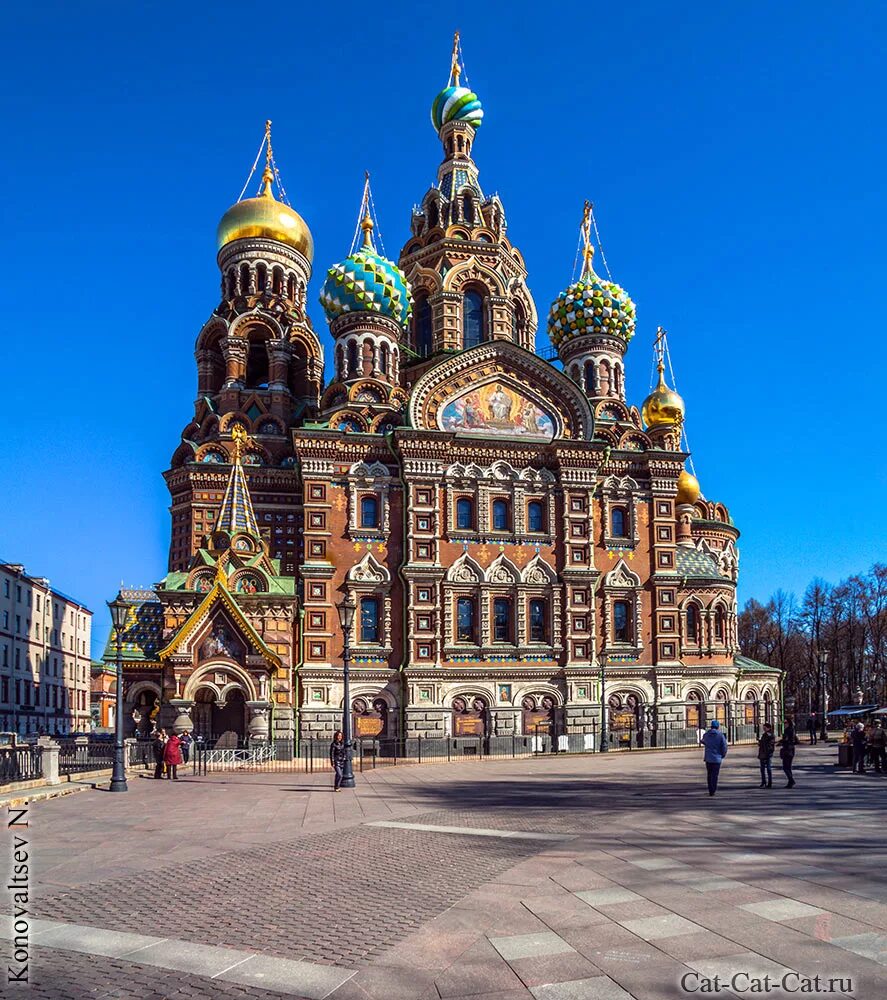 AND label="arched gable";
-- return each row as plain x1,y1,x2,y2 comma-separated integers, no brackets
447,553,484,583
